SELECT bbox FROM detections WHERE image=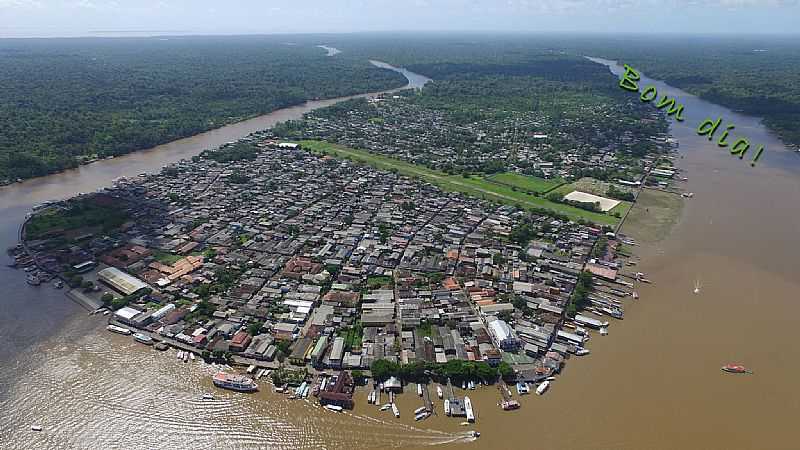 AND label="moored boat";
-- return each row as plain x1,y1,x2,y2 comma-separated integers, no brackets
324,404,343,412
106,324,131,335
31,425,43,431
133,333,154,345
202,393,214,400
536,381,550,395
380,403,391,411
444,399,451,416
464,396,475,422
391,403,400,418
213,372,258,392
437,385,443,399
